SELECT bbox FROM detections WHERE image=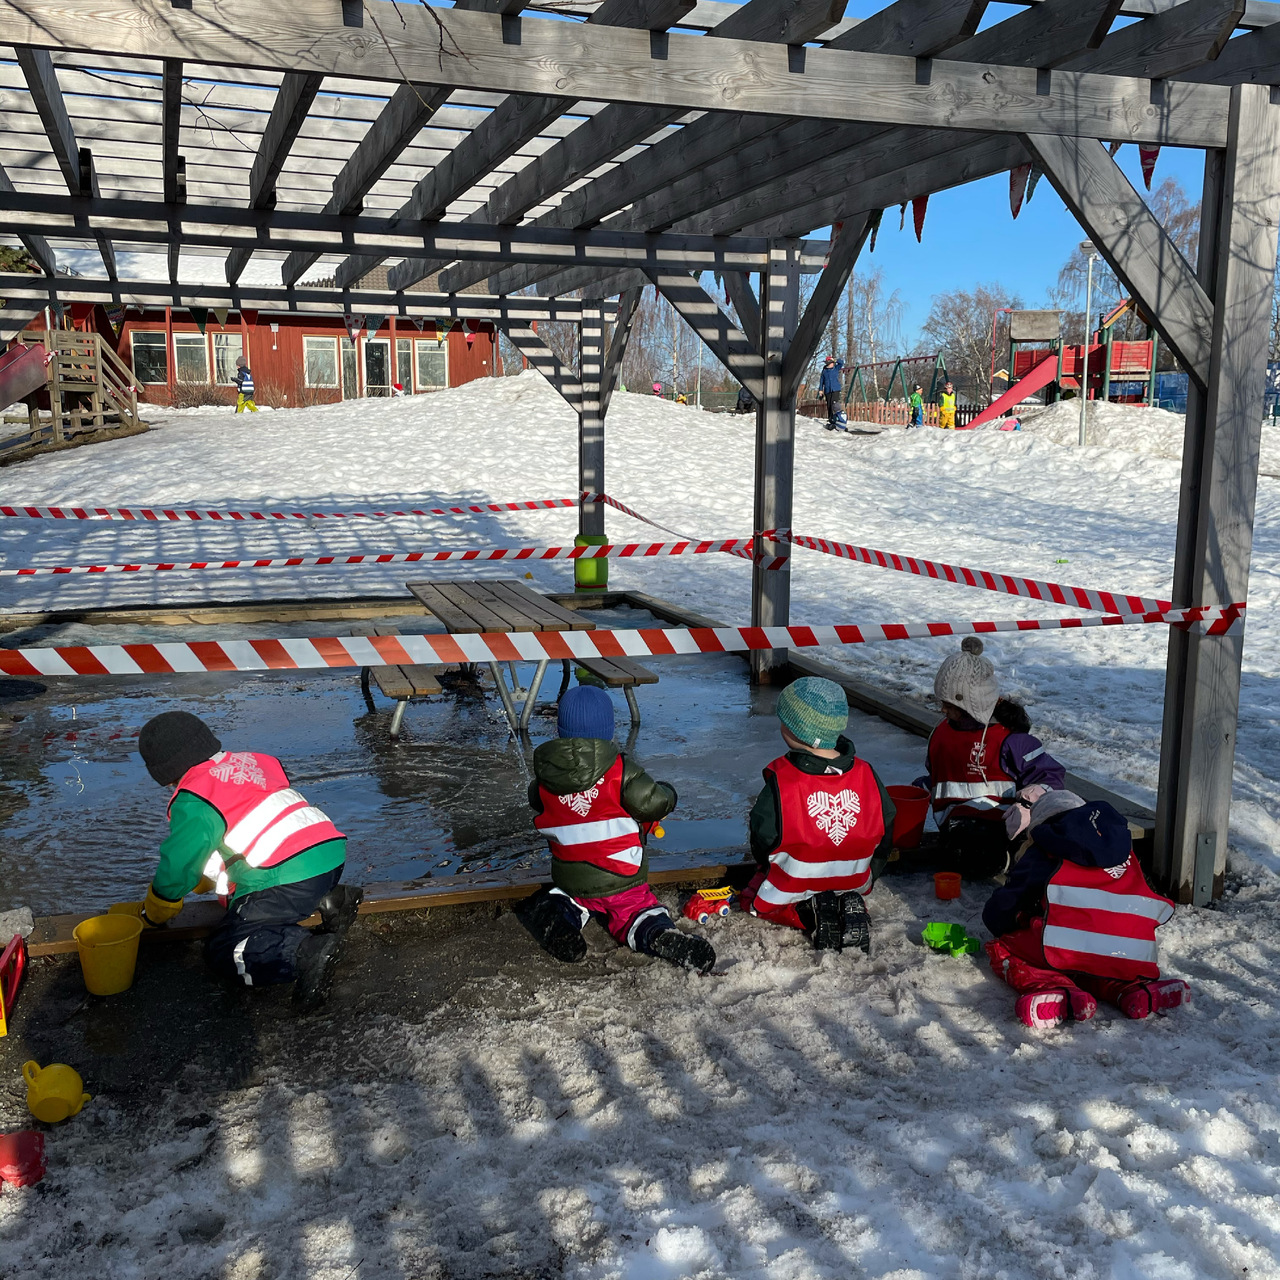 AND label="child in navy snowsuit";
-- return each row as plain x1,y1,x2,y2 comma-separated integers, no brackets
819,356,845,429
916,637,1066,878
983,791,1188,1029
